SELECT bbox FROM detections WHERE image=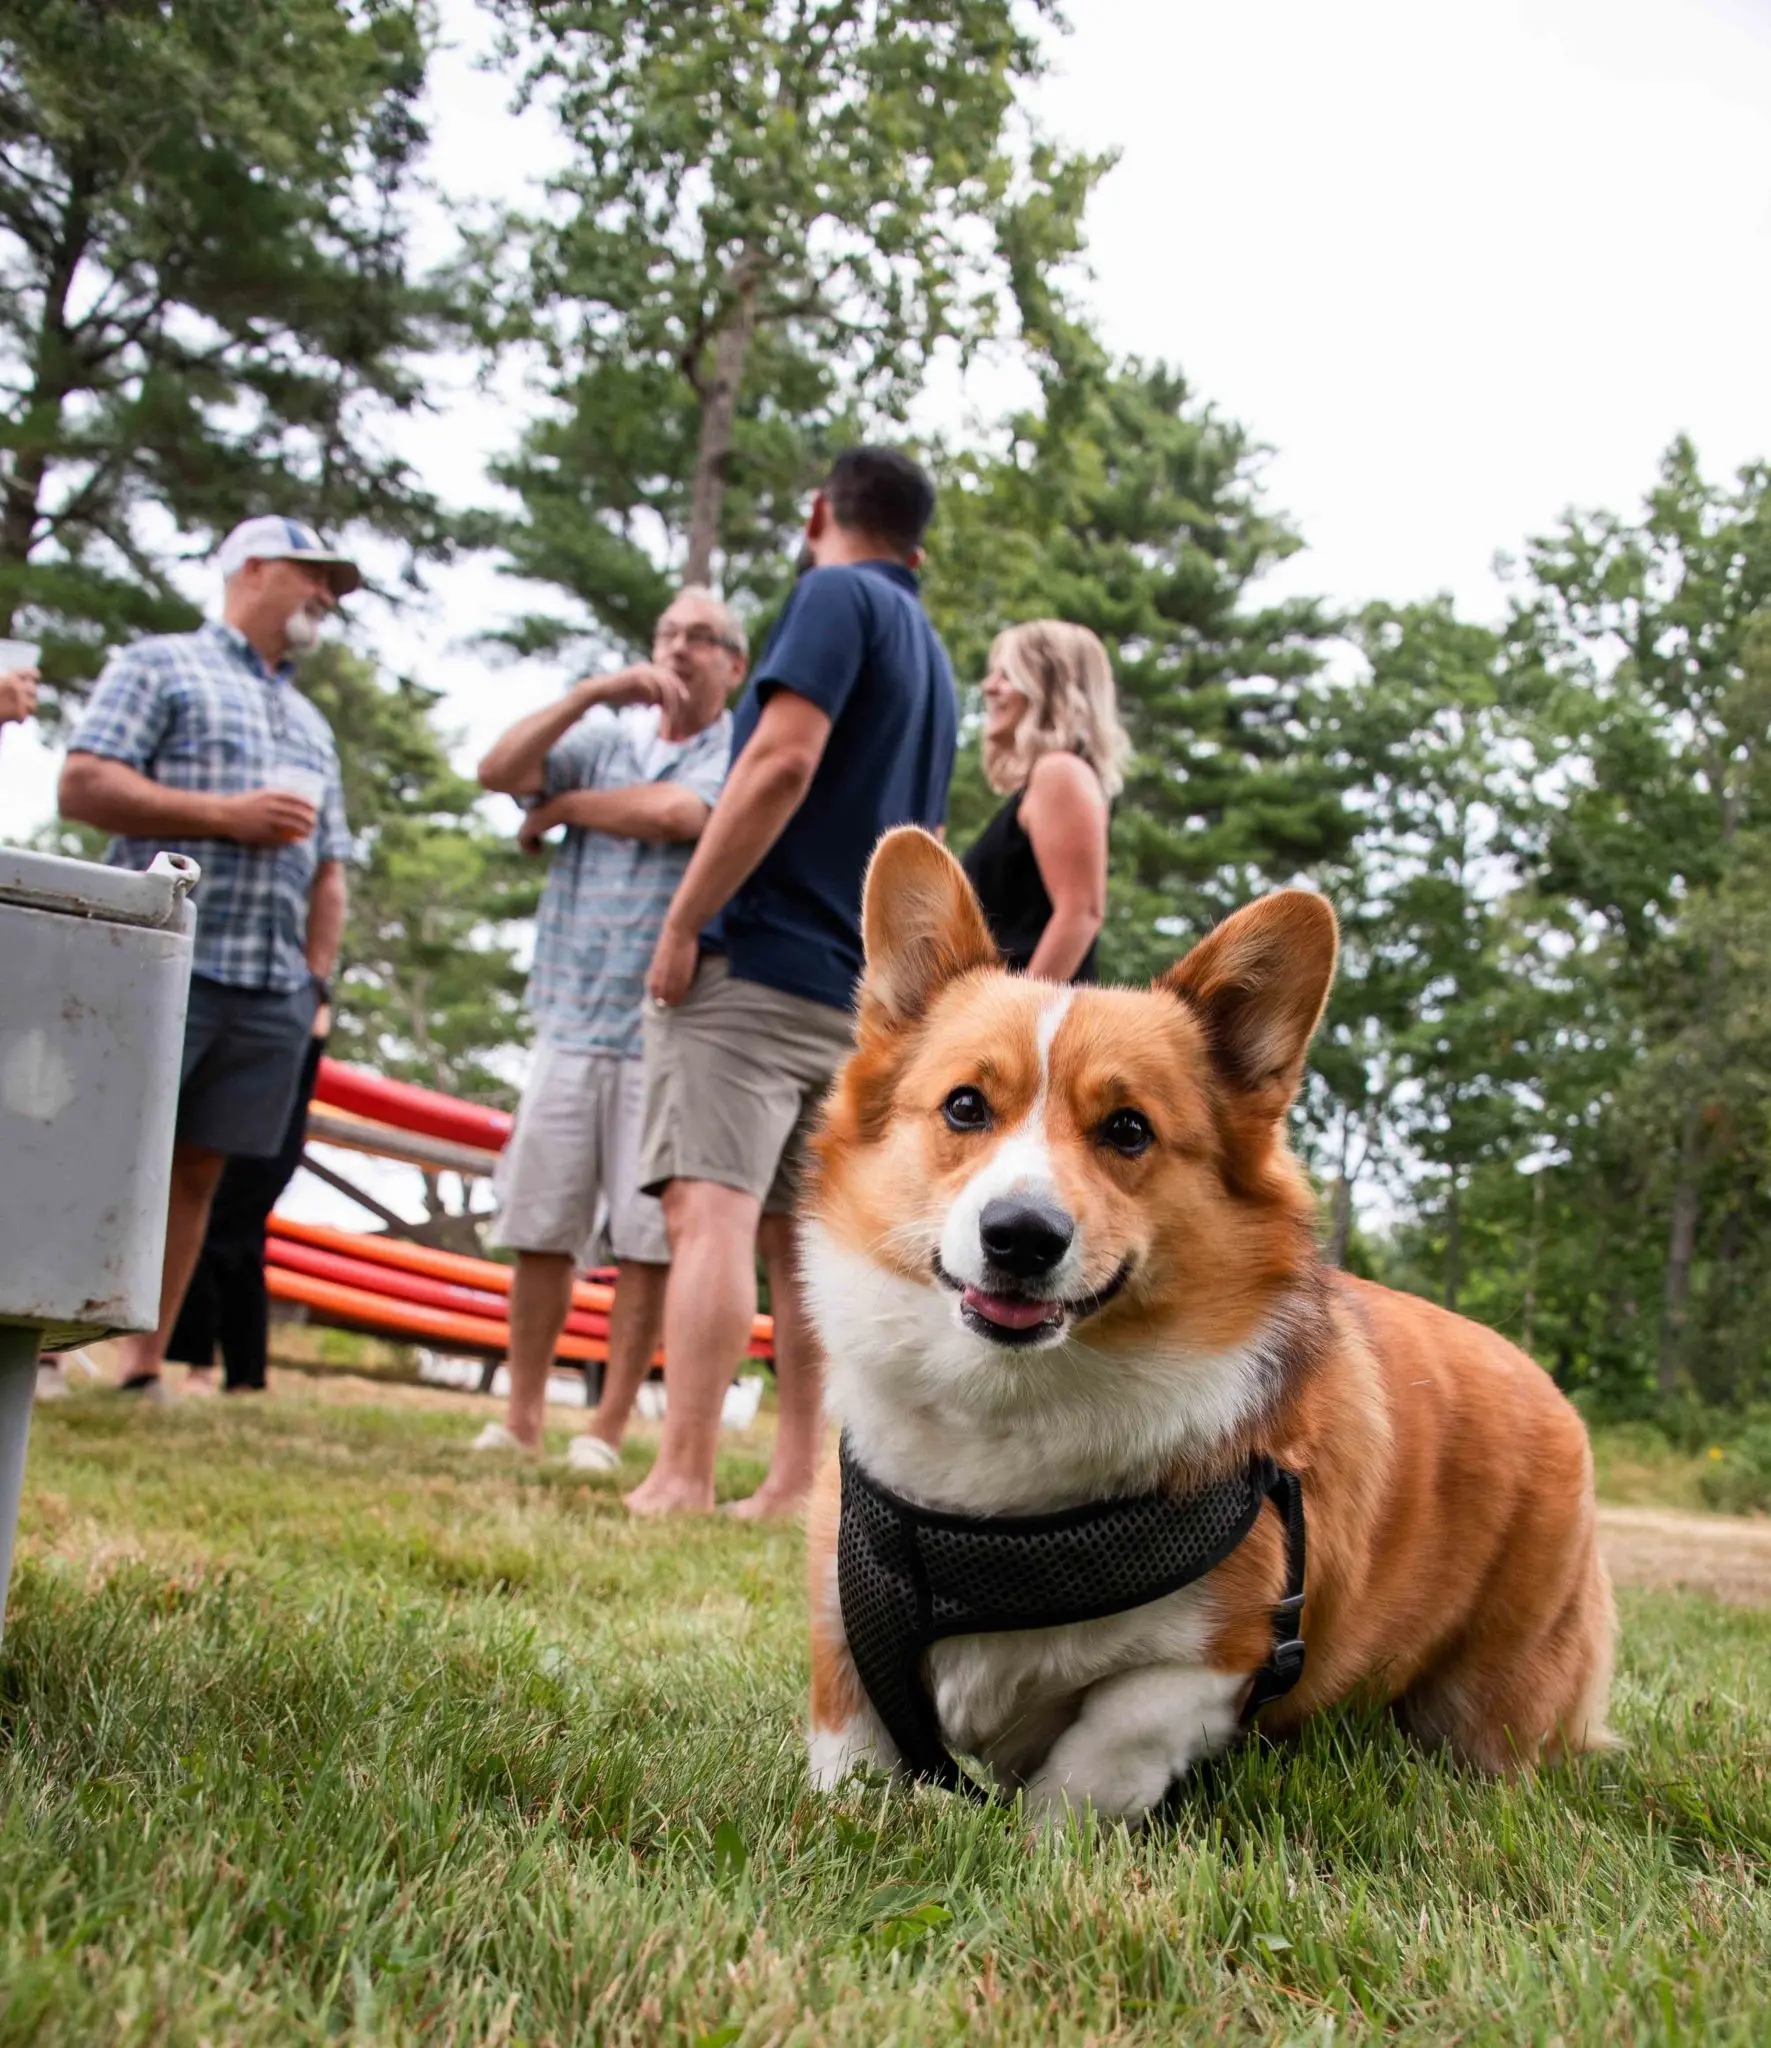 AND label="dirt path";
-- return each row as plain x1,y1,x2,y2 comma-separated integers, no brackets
1598,1505,1771,1609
